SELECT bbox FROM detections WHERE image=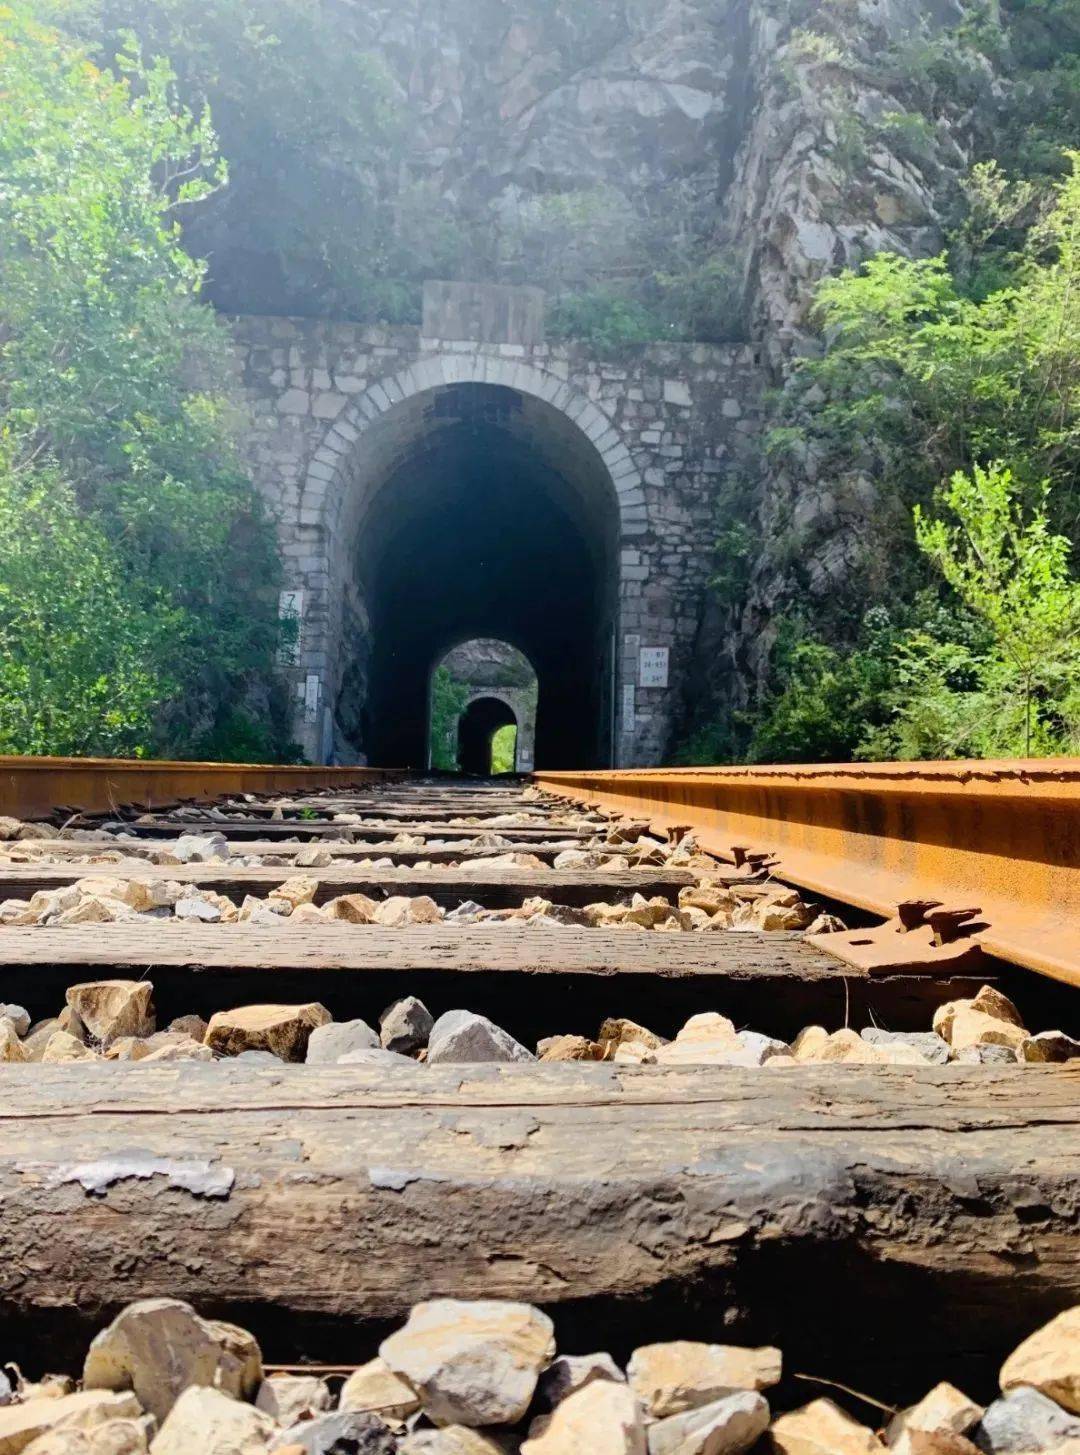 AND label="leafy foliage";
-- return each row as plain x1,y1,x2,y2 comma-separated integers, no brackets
680,149,1080,765
490,724,518,775
0,457,170,756
906,464,1080,755
0,6,286,758
547,293,663,354
54,0,401,319
428,667,470,773
799,154,1080,523
743,611,898,765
